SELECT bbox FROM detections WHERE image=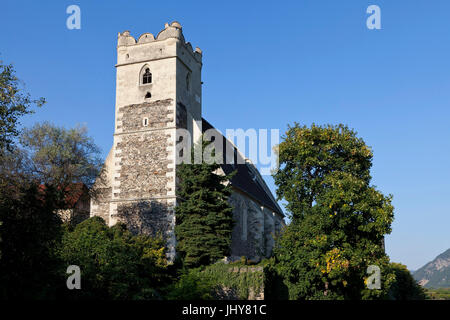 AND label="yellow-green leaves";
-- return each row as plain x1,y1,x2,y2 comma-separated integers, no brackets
272,123,395,299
